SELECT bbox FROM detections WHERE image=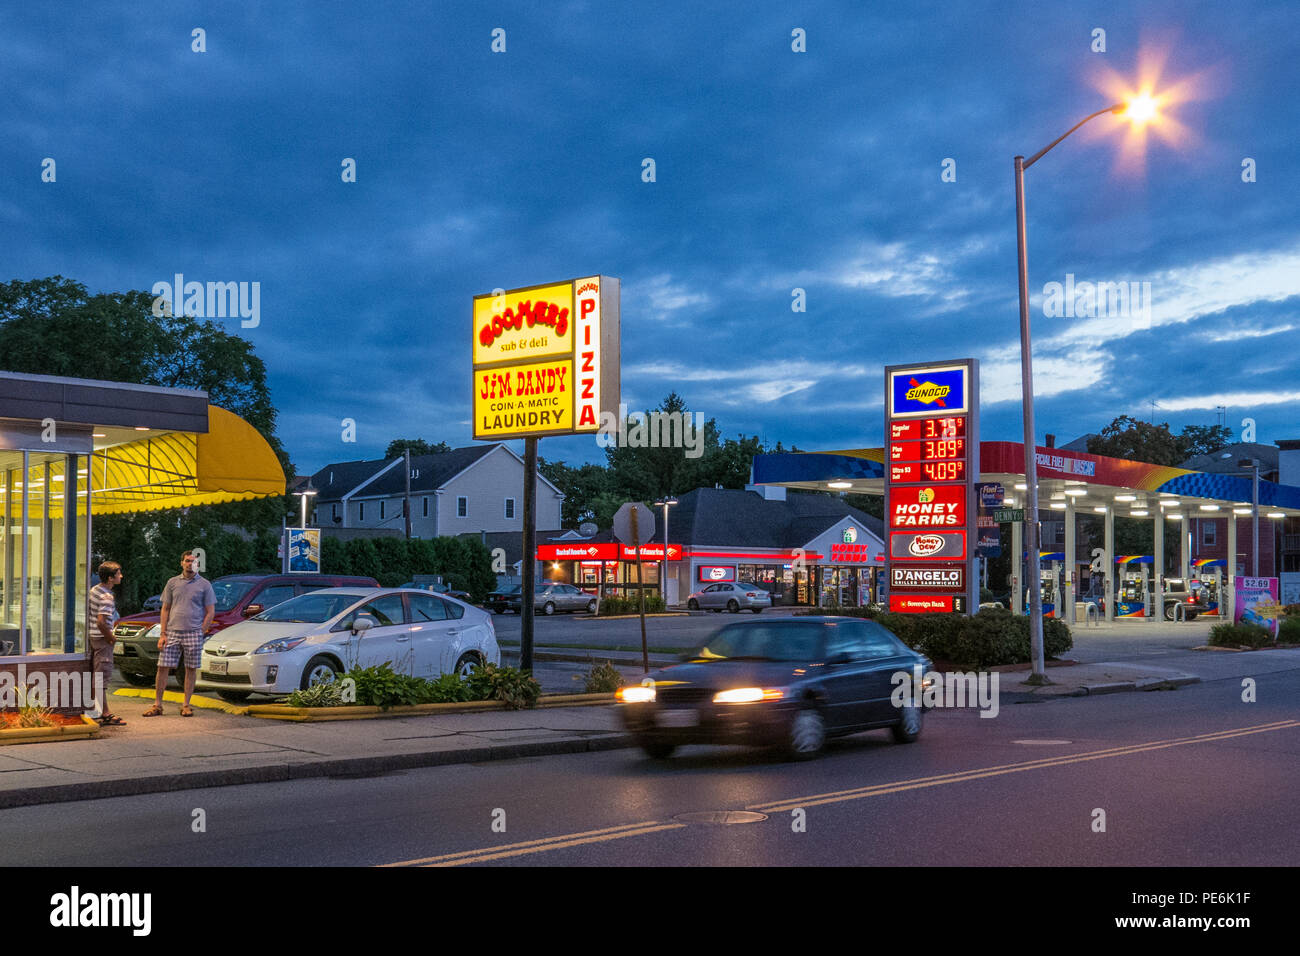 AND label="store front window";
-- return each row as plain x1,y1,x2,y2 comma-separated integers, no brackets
0,450,89,657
